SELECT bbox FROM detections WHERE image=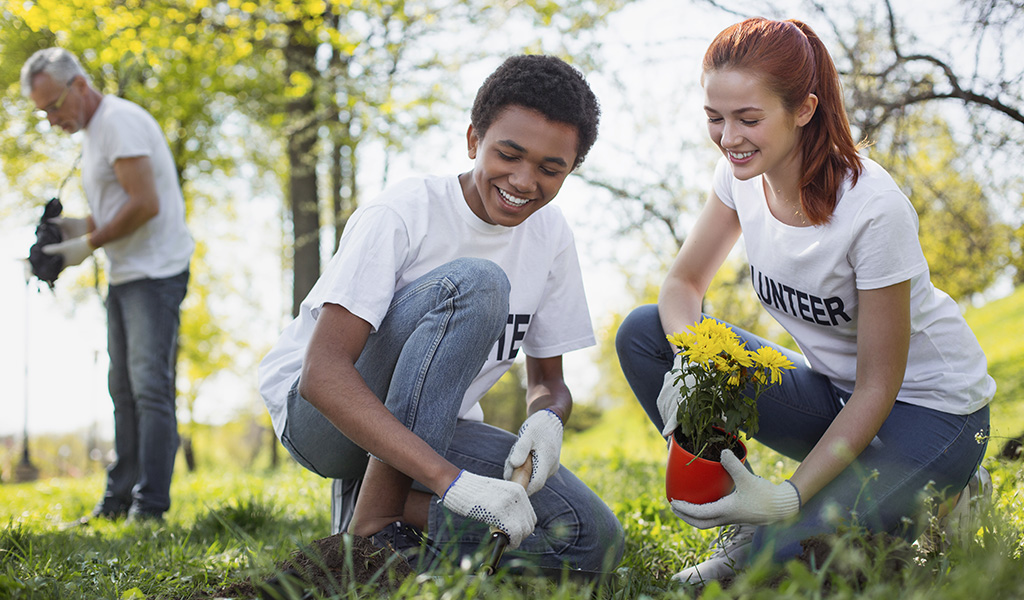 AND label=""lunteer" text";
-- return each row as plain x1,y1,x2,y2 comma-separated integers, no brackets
751,266,852,326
